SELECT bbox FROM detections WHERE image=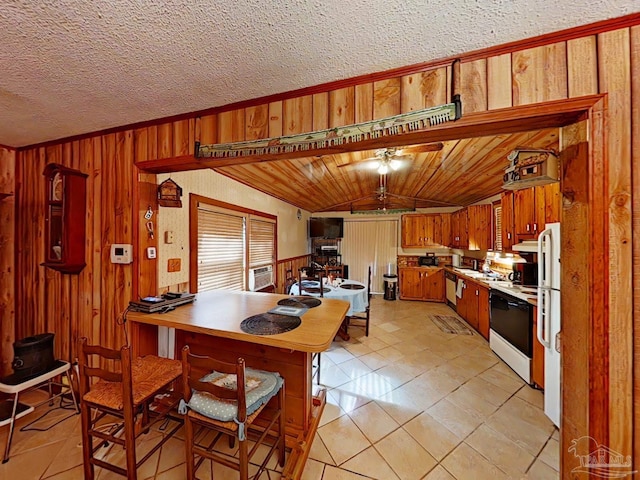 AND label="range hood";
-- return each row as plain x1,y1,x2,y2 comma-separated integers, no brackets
512,240,538,253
